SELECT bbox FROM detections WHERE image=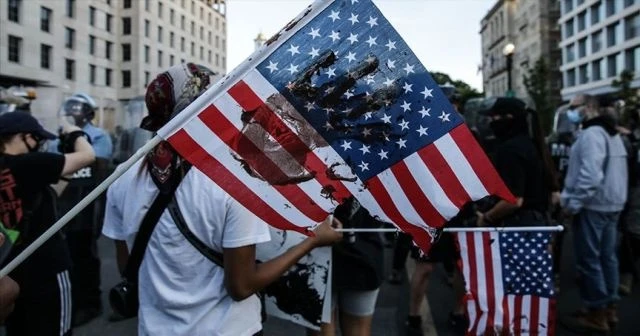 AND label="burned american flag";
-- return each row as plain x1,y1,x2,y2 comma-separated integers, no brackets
157,0,514,253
